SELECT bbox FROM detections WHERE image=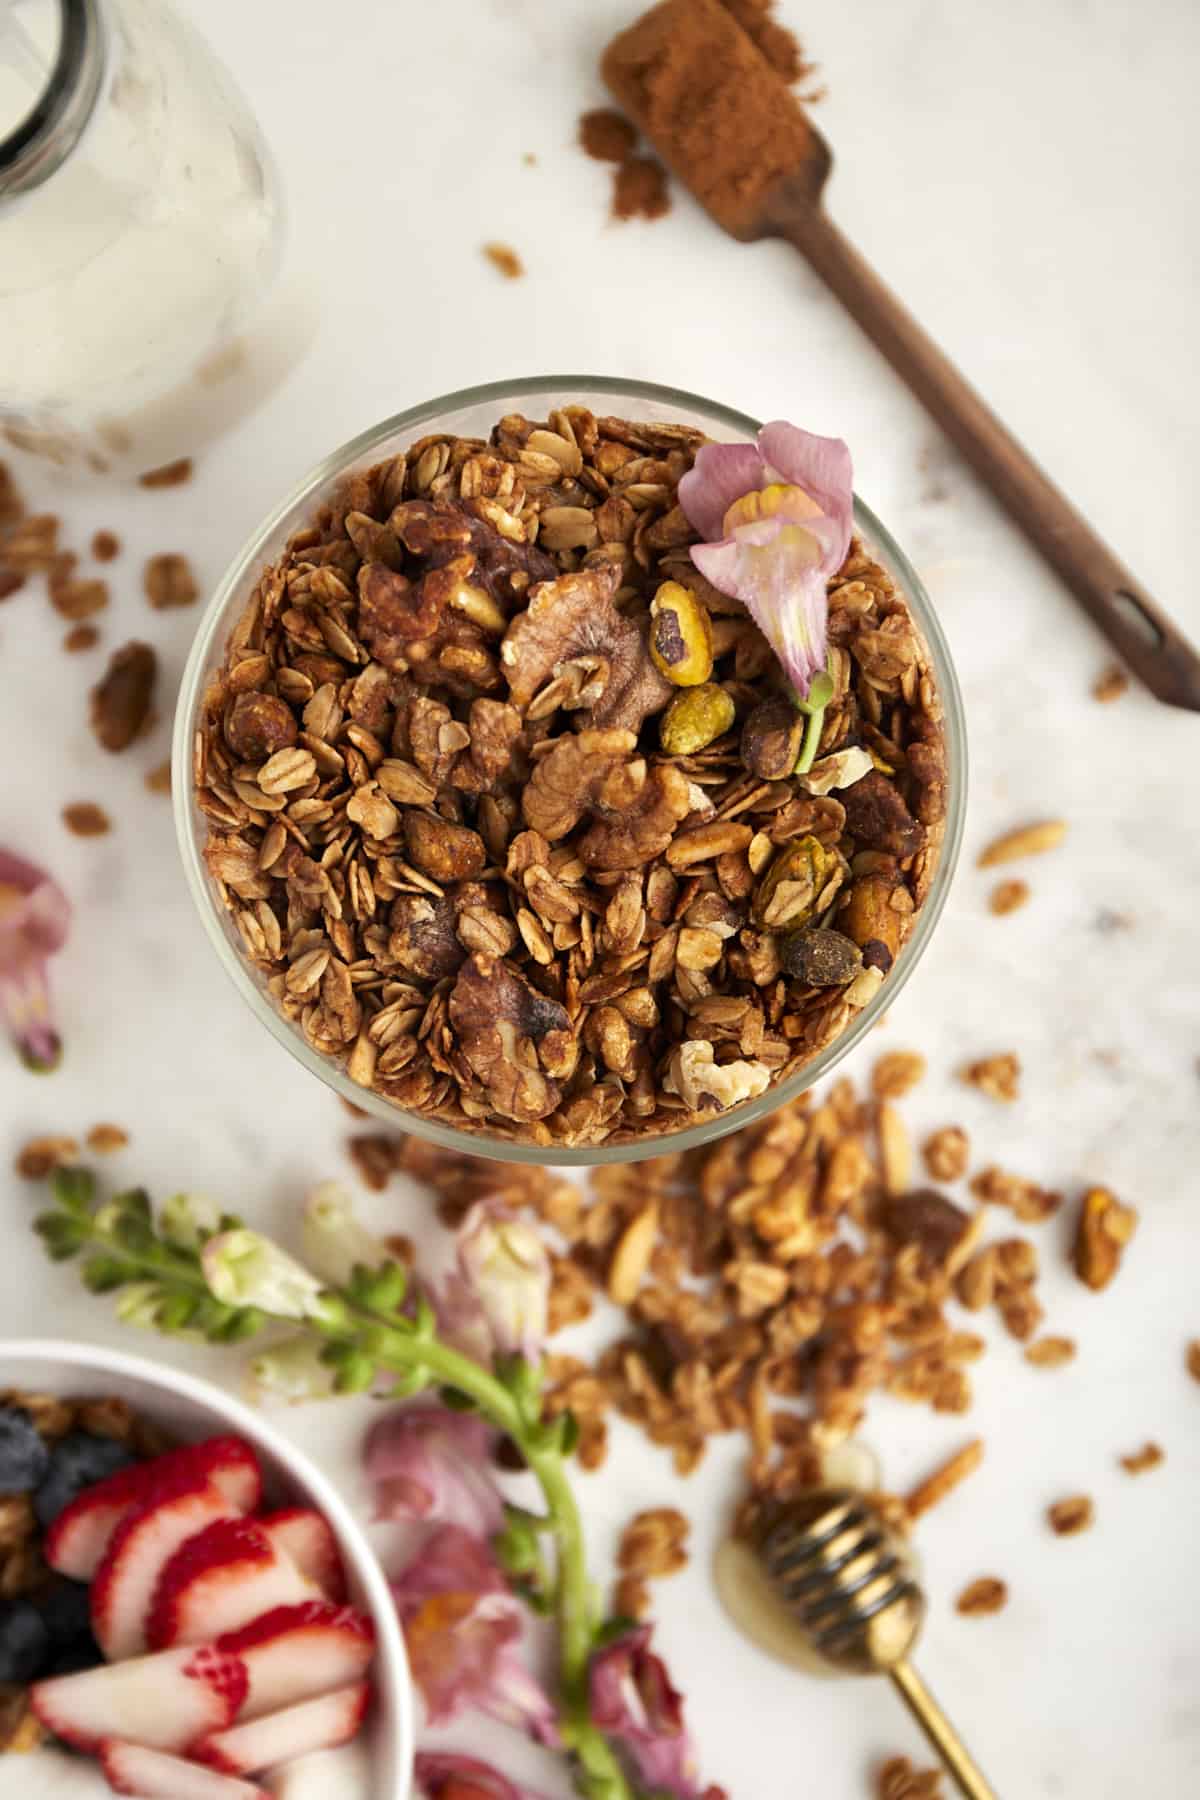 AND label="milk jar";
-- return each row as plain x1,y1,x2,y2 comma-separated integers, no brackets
0,0,293,474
